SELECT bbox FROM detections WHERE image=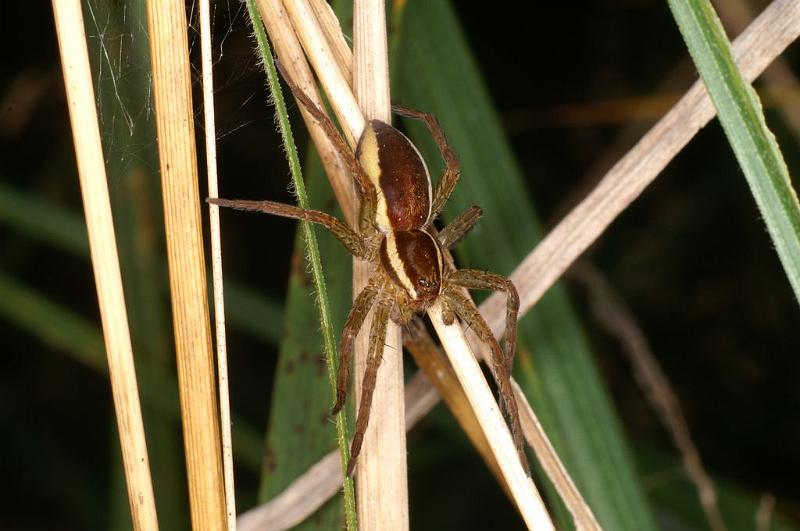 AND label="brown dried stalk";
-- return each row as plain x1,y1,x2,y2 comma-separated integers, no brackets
146,0,226,528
